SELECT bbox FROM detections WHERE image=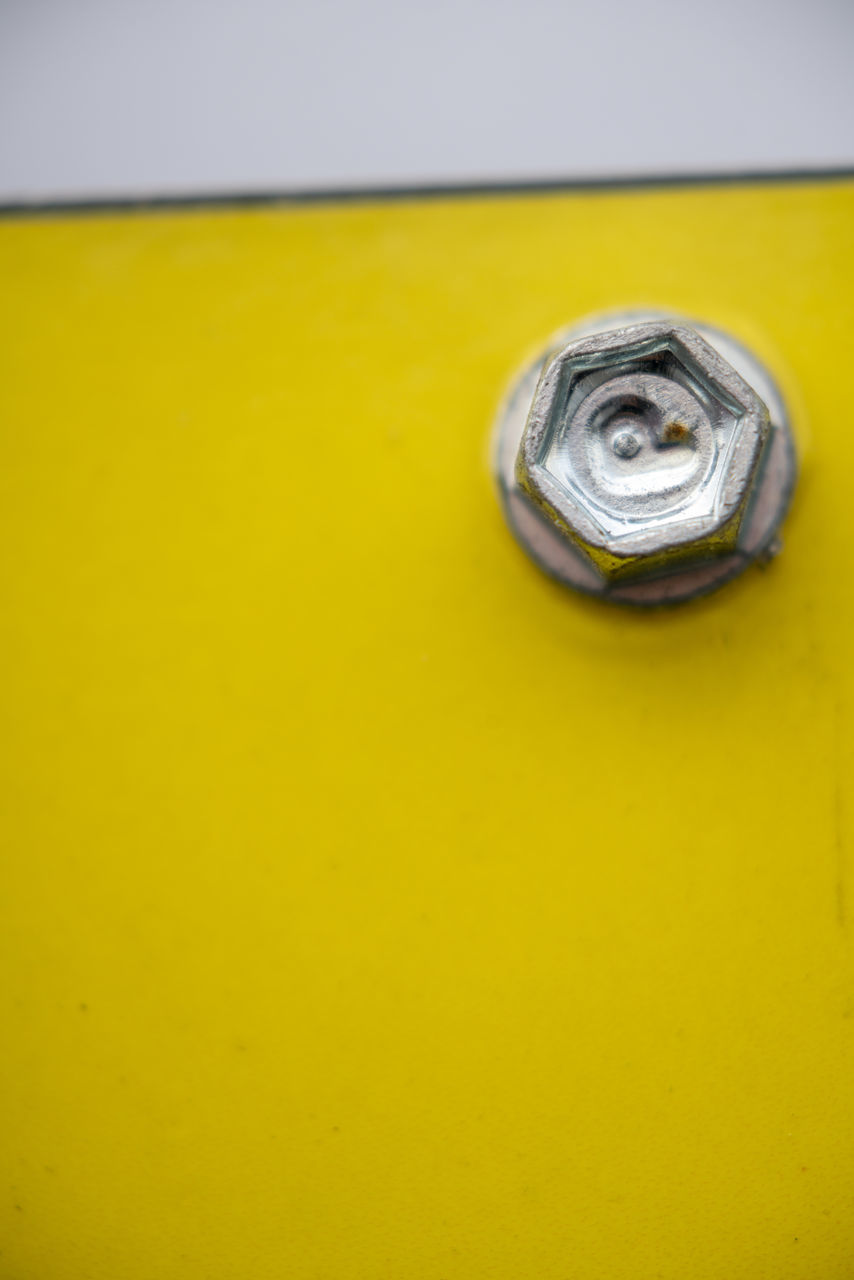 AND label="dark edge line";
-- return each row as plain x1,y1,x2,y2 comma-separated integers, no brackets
1,165,853,219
